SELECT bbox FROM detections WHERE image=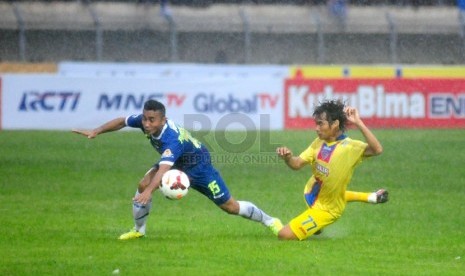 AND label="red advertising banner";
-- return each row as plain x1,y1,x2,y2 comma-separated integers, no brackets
284,78,465,129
